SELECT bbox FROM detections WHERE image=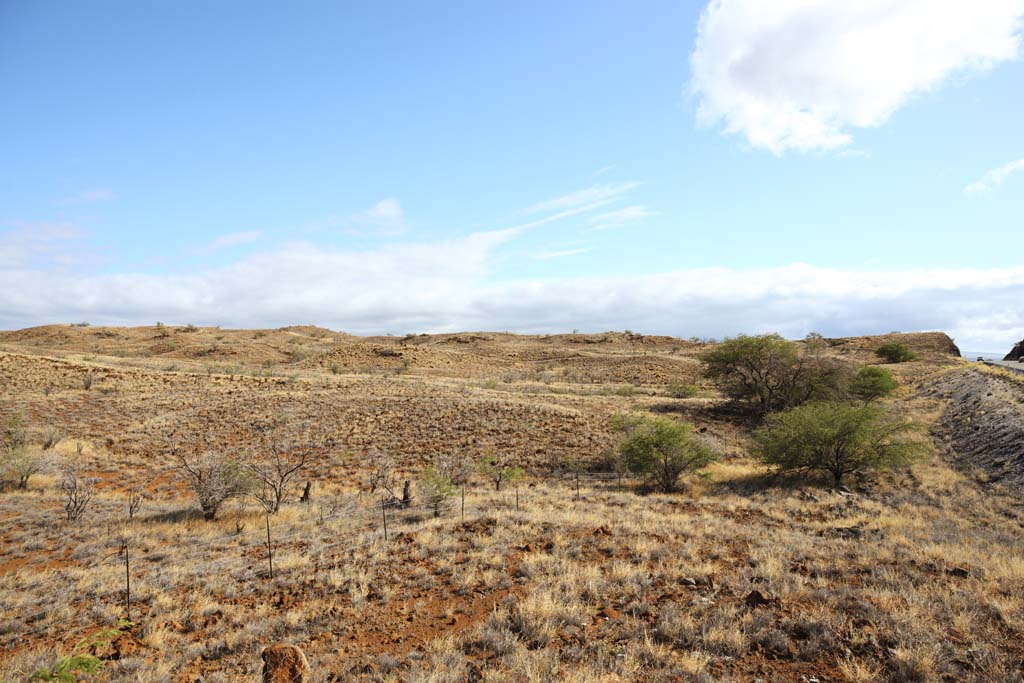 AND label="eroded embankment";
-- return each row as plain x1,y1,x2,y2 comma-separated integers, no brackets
923,367,1024,494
